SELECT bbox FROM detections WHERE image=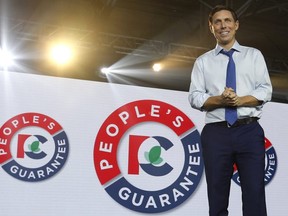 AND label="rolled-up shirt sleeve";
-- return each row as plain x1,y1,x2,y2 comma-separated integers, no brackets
188,58,210,111
249,50,273,105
